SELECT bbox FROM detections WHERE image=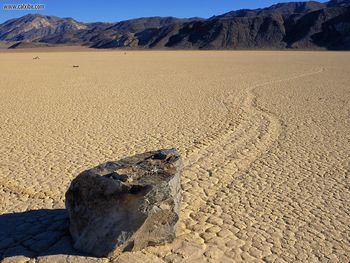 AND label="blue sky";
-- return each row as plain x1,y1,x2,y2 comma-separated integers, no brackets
0,0,326,23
